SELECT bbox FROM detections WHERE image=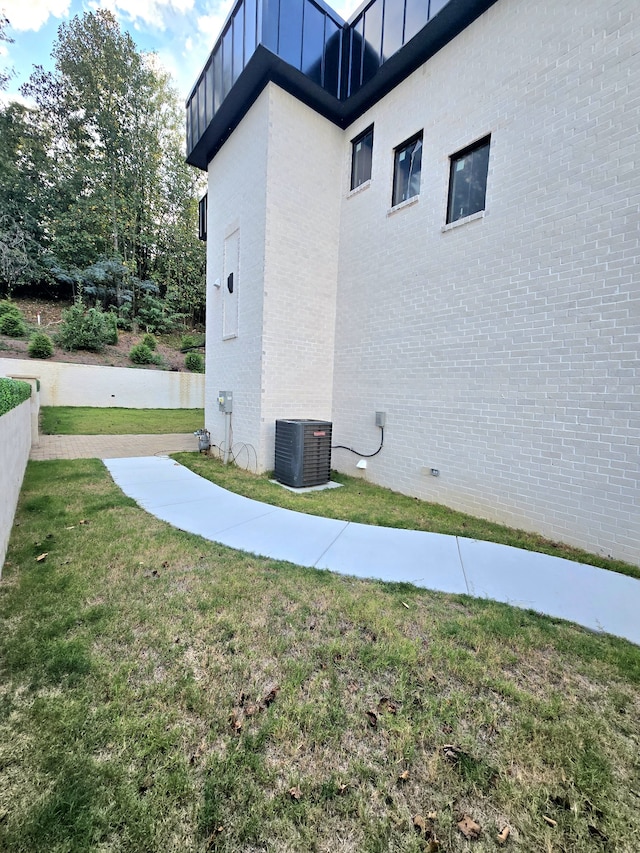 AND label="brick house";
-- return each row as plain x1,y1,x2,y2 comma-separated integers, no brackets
186,0,639,564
